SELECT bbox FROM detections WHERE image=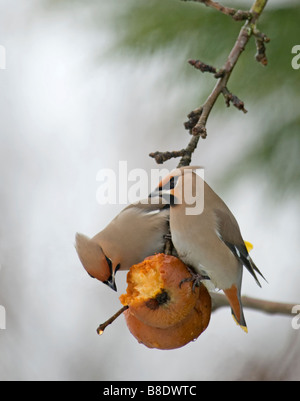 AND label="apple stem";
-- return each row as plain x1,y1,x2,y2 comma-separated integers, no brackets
97,305,129,335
